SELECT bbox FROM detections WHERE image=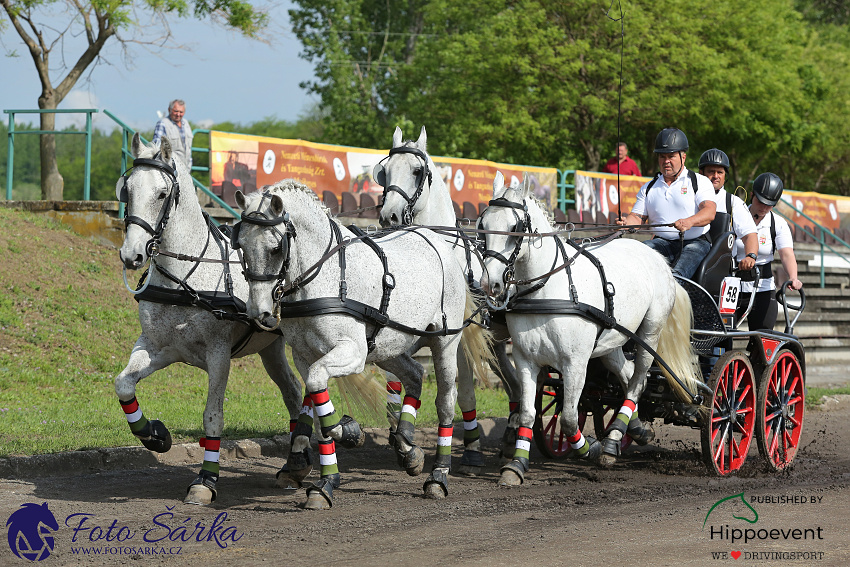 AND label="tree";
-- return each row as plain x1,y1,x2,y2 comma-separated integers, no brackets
0,0,268,200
